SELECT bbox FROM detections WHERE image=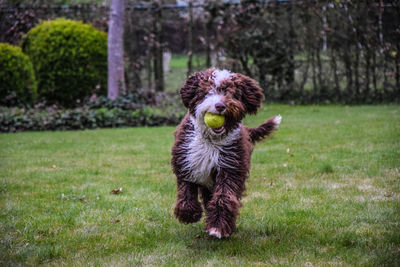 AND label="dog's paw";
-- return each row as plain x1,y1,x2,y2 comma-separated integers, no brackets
273,114,282,128
206,226,234,238
207,228,222,239
174,202,202,224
